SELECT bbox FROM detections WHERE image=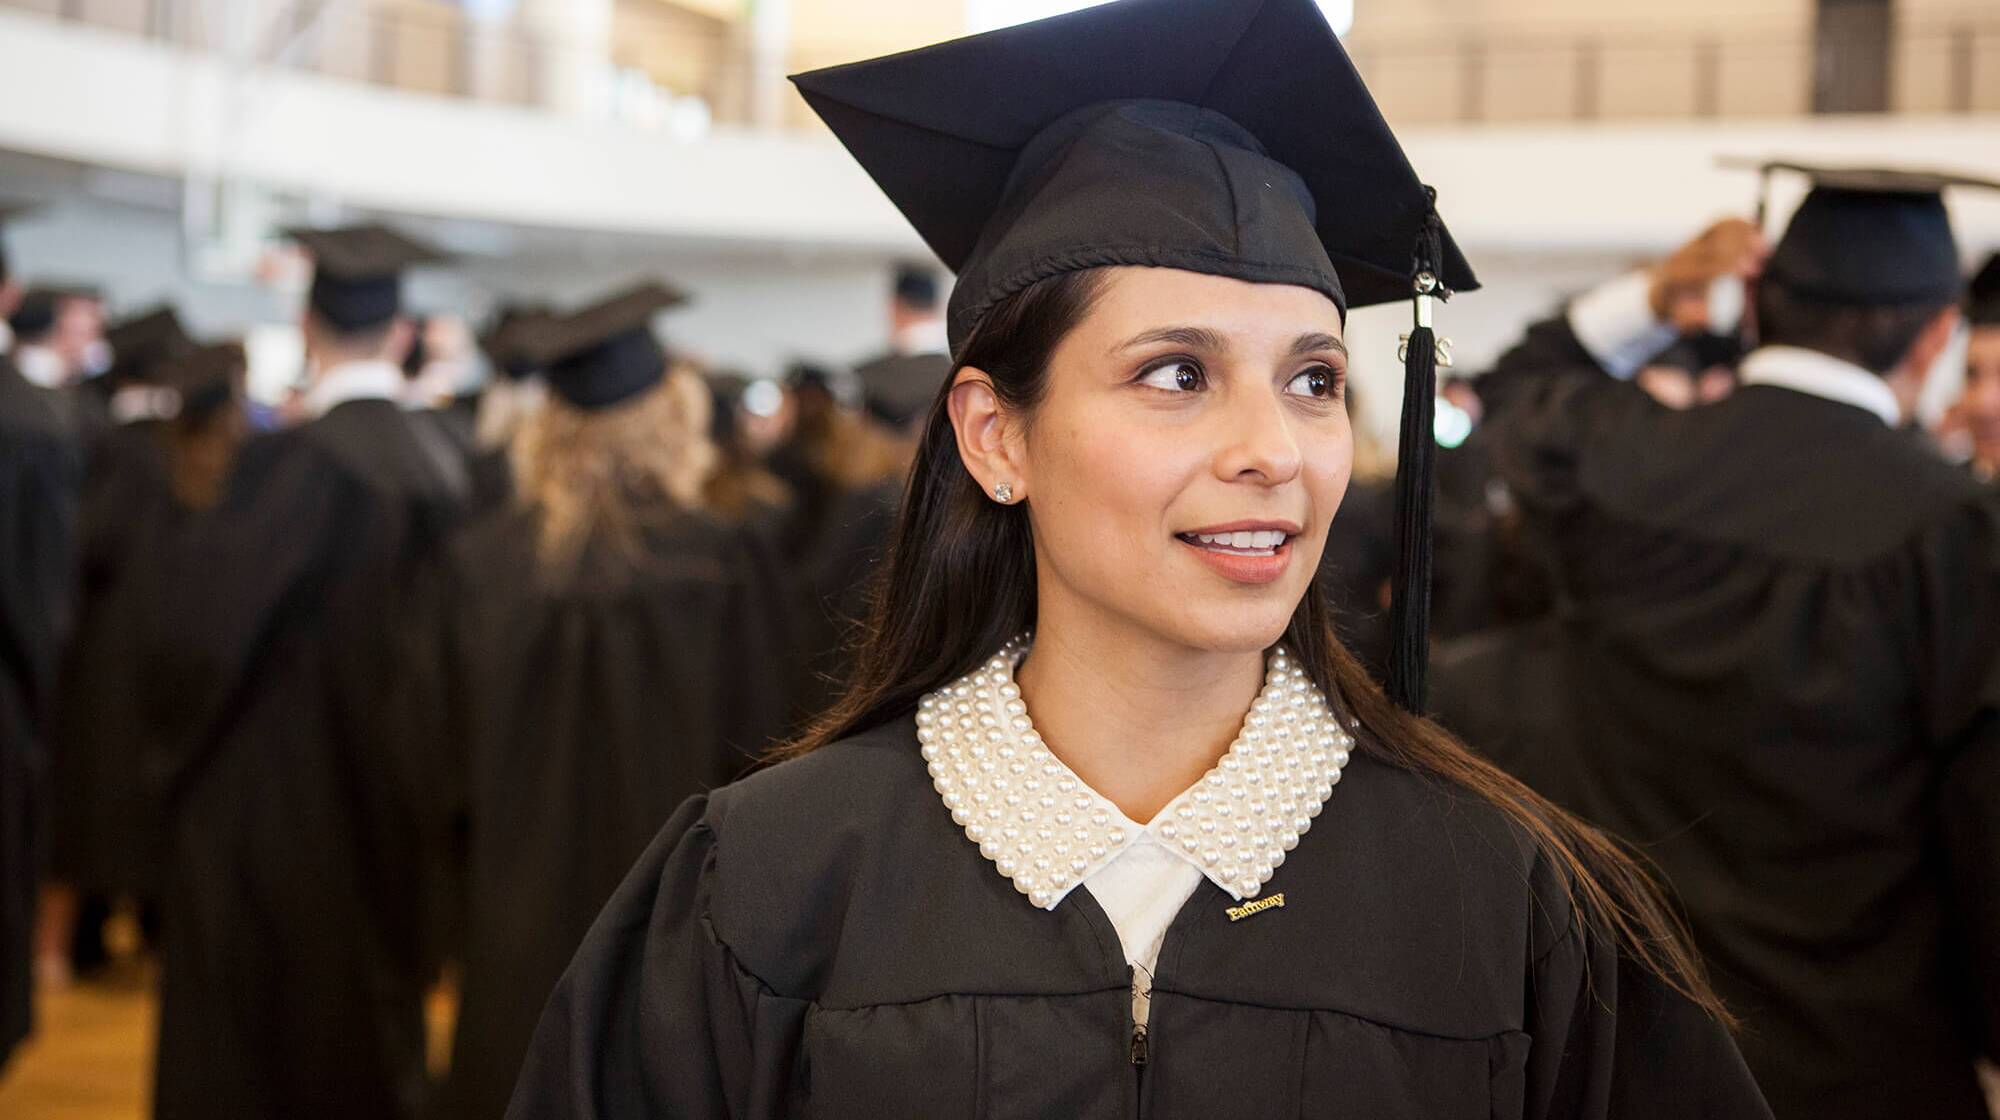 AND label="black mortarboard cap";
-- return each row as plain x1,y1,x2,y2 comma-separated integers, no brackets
160,341,245,420
515,282,688,409
479,304,557,381
1970,254,2000,327
287,224,447,333
795,0,1474,711
1734,160,1999,306
105,305,195,387
792,0,1475,356
855,351,951,427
